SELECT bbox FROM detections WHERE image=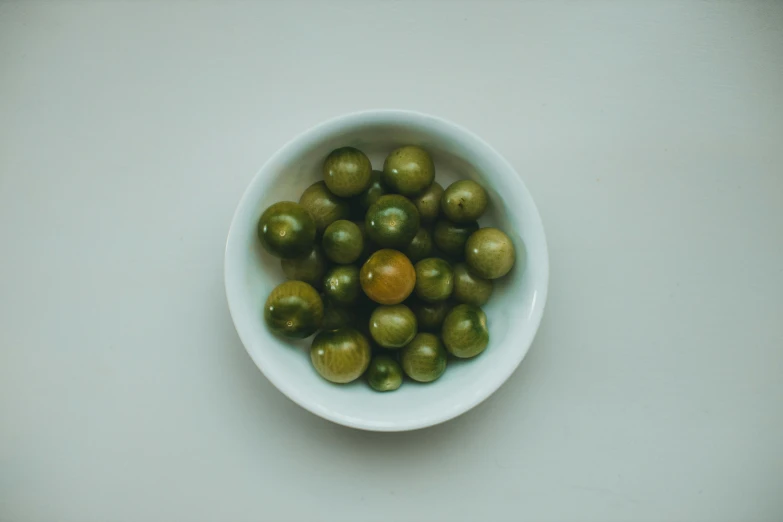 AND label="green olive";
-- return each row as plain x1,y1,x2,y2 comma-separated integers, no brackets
382,145,435,196
264,281,323,338
322,220,363,264
369,304,418,349
257,201,316,259
452,262,493,306
414,258,453,302
442,304,489,358
321,300,356,331
310,327,371,383
410,182,443,224
323,147,372,197
365,194,421,249
280,246,327,289
433,219,479,258
409,299,452,332
465,228,516,279
401,333,447,382
366,355,403,392
323,265,361,306
298,181,351,233
441,180,488,223
355,170,388,210
405,227,433,263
